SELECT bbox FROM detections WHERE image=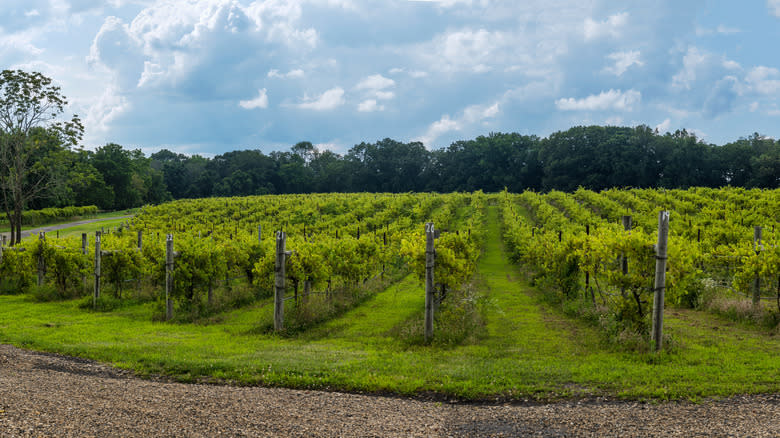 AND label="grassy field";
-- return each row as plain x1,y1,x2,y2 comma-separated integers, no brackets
0,206,777,401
